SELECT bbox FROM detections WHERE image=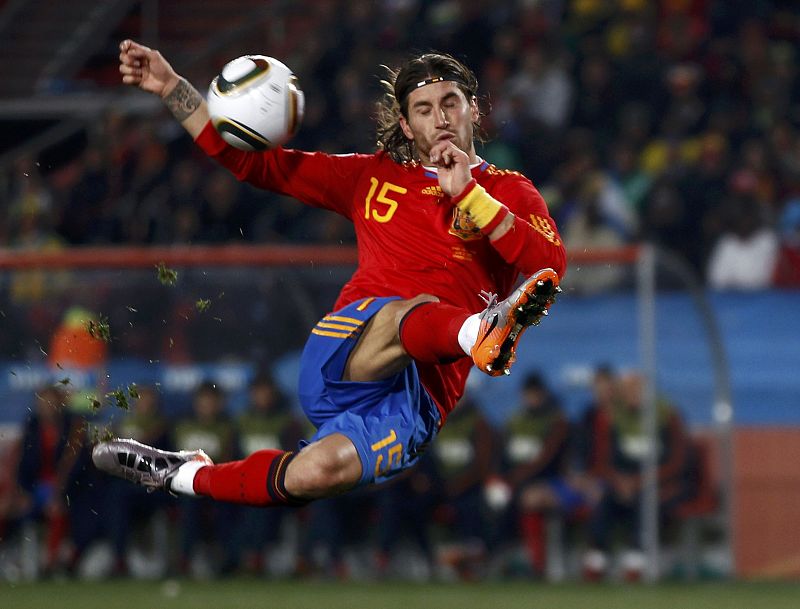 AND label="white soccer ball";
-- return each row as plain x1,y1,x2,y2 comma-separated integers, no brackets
207,55,304,151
